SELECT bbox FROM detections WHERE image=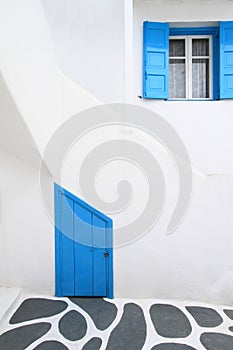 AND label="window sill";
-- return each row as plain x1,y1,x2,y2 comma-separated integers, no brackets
166,99,218,101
